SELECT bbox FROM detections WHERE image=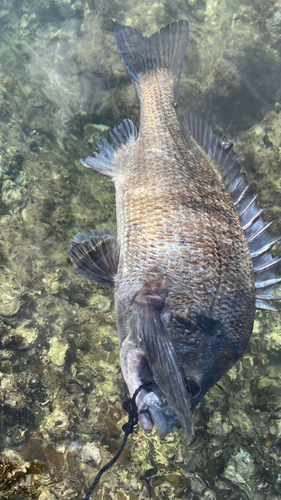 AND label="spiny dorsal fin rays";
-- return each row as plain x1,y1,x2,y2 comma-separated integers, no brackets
81,119,137,181
182,113,281,311
255,299,278,311
254,255,281,273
